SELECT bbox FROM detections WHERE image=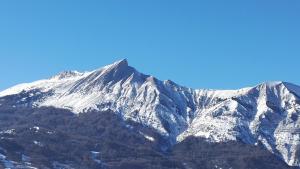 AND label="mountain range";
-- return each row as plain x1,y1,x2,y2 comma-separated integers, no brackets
0,59,299,169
